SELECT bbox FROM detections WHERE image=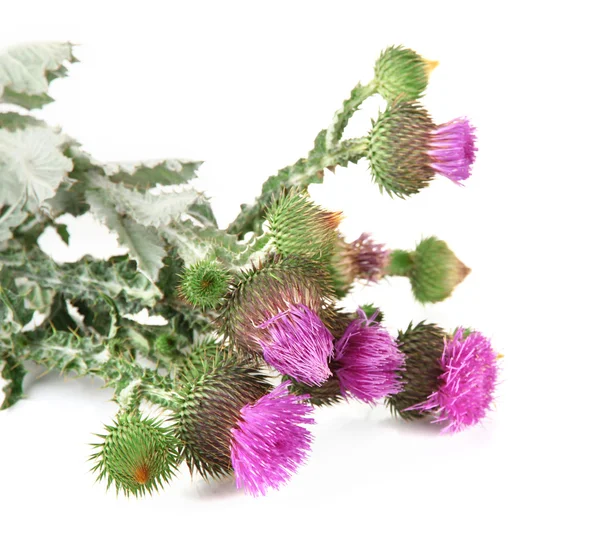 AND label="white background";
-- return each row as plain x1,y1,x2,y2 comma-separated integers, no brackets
1,1,599,543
